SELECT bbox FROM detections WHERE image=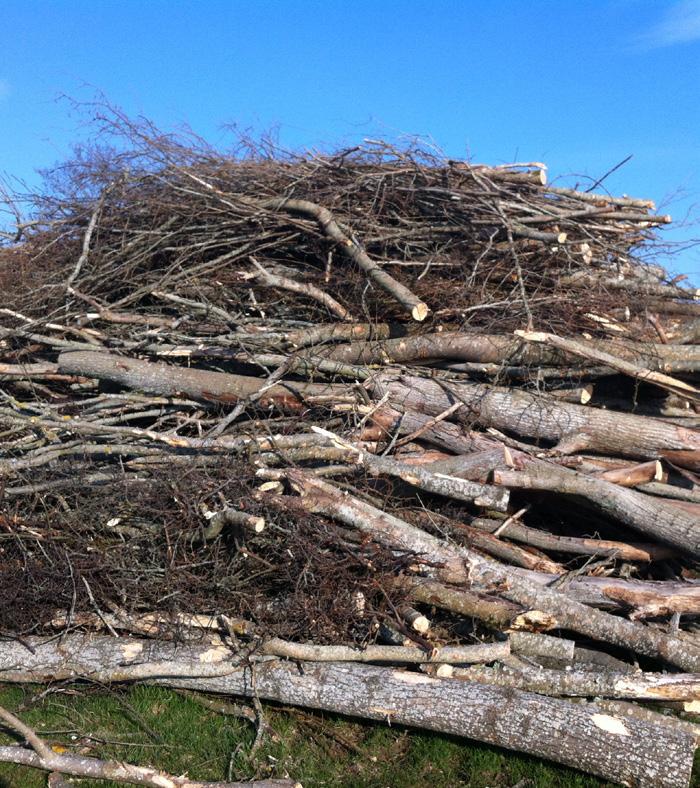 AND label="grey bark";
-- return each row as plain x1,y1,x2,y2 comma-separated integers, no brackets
0,635,693,787
321,332,700,372
449,662,700,701
373,373,700,469
58,351,348,408
492,464,700,557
